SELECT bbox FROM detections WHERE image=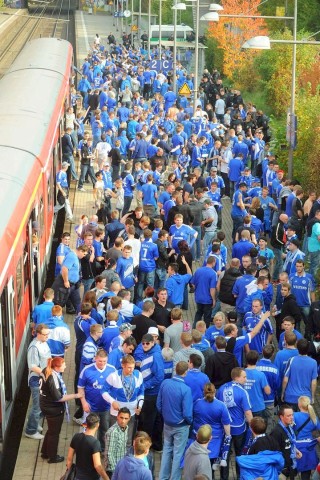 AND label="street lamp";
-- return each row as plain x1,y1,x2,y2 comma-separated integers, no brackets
172,0,186,93
200,11,219,21
241,0,320,178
